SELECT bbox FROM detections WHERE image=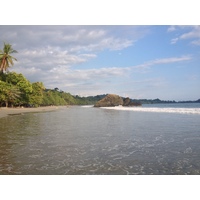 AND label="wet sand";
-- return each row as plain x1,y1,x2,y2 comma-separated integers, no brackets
0,106,63,119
